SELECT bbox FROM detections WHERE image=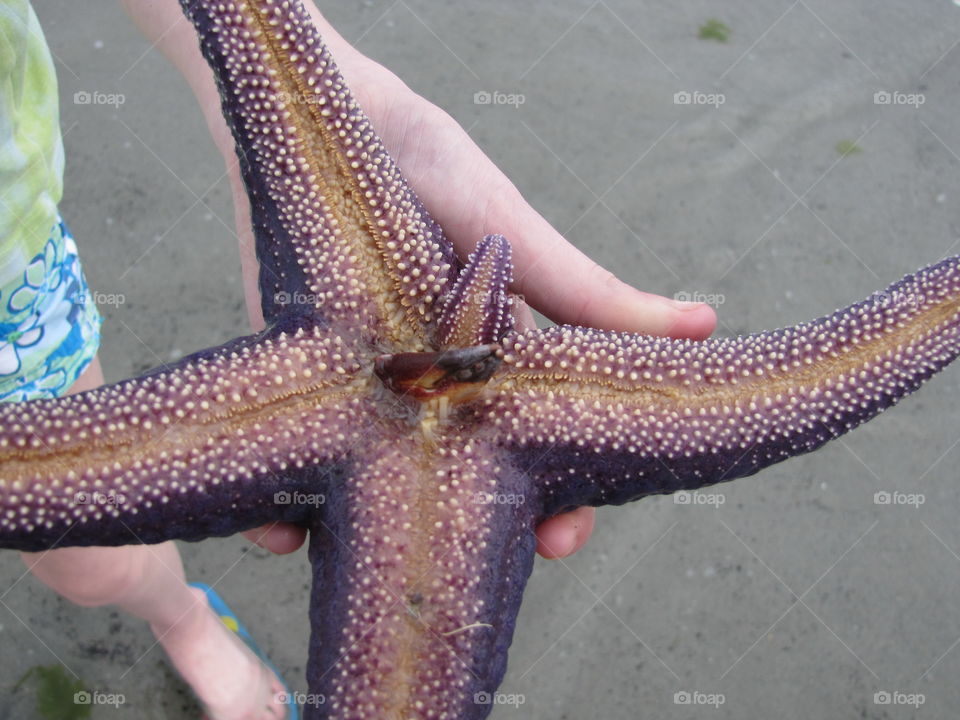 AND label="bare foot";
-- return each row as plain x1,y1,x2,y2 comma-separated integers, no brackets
151,587,289,720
